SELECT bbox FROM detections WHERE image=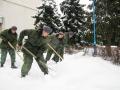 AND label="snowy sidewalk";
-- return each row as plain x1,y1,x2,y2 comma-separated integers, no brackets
0,52,120,90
